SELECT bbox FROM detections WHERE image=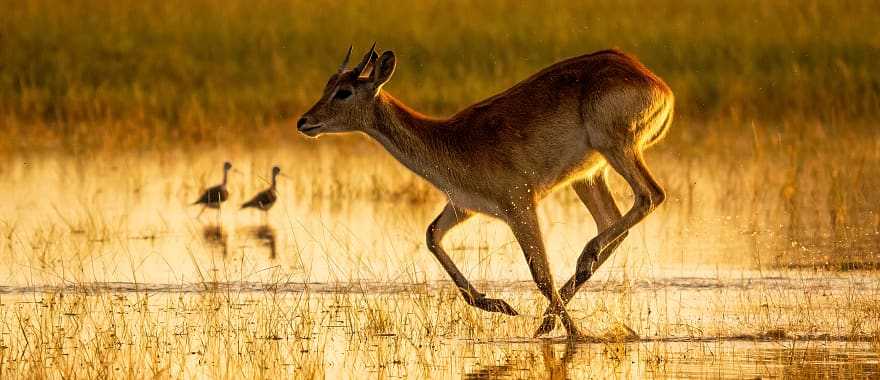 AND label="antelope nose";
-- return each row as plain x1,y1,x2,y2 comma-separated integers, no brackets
297,117,308,130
